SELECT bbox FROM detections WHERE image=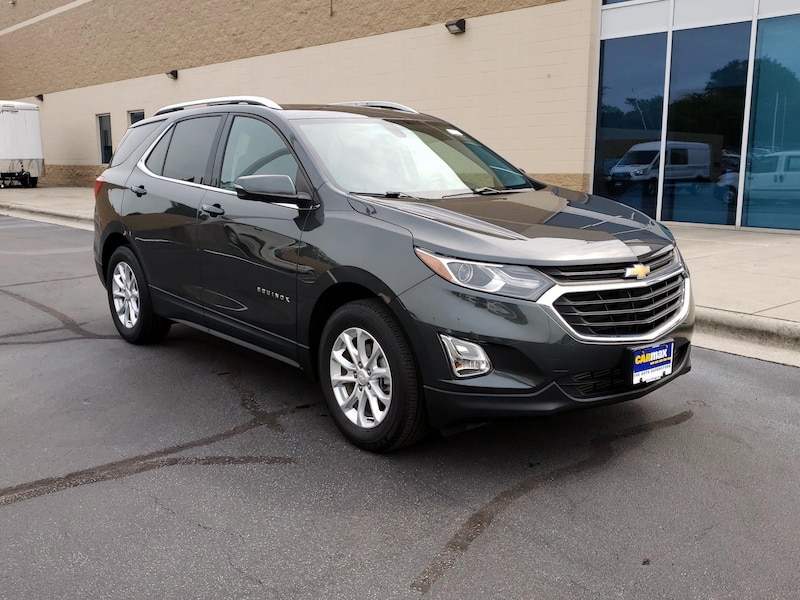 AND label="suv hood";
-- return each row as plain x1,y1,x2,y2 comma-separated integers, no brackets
353,186,674,265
